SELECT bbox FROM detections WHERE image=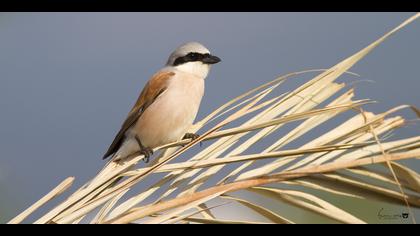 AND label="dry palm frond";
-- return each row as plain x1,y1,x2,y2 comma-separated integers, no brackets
9,13,420,224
